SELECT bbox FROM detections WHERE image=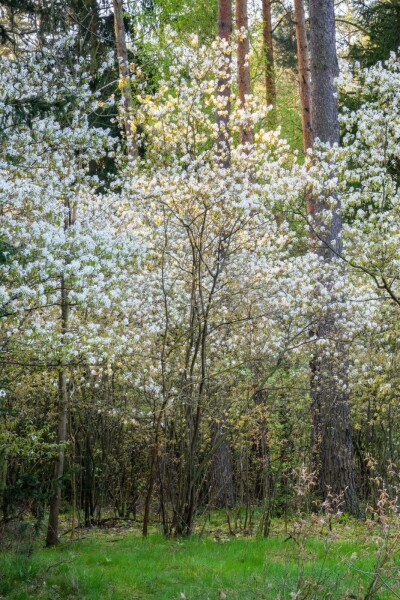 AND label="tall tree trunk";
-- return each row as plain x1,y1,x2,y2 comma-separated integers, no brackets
235,0,253,144
89,0,100,75
294,0,312,151
46,276,69,546
211,415,235,508
216,0,232,166
112,0,136,156
0,447,7,521
309,0,339,146
208,0,236,510
142,443,157,537
261,0,276,114
309,0,360,516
